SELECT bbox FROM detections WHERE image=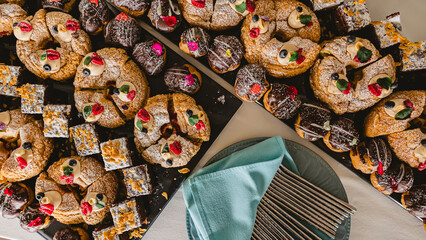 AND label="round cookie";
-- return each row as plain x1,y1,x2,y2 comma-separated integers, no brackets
0,182,33,219
234,64,269,102
19,203,52,233
105,12,143,49
178,0,255,30
263,83,301,119
41,0,77,12
112,0,149,17
79,0,110,35
387,128,426,170
54,227,90,240
294,102,332,141
0,3,27,38
401,185,426,218
208,35,244,74
323,117,359,152
163,64,202,94
350,138,392,174
133,40,167,76
370,162,414,195
148,0,182,32
0,109,34,141
179,27,211,57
